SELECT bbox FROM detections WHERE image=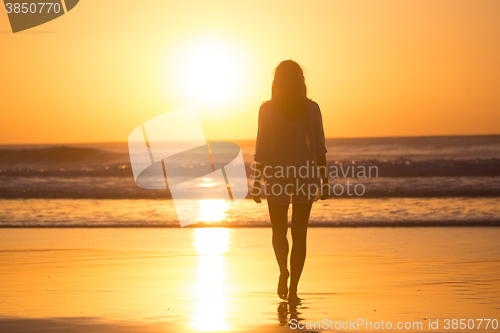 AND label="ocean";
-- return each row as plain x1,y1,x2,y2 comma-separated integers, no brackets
1,135,499,227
